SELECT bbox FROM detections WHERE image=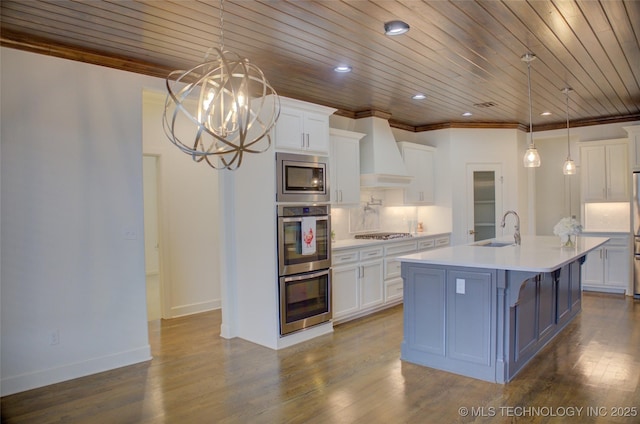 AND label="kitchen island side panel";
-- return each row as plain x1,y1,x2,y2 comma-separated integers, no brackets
401,264,499,383
402,267,446,356
401,258,584,383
